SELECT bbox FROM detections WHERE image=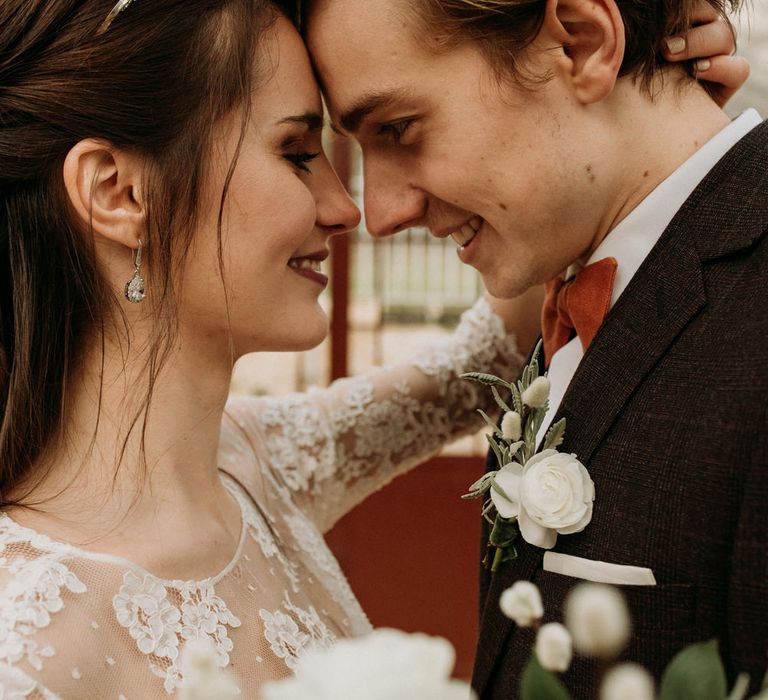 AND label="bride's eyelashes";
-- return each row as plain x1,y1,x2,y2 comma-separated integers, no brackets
377,118,416,144
283,151,320,173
